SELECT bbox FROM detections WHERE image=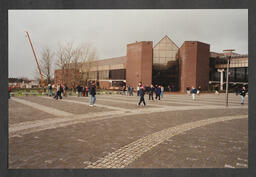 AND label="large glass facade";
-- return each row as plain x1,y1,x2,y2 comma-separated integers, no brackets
152,36,179,91
210,67,248,83
152,60,179,91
